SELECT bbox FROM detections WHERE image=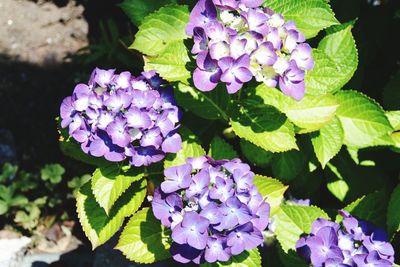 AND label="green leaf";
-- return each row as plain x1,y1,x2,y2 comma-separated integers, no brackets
0,163,18,183
337,191,389,227
387,184,400,236
311,117,344,168
275,205,330,252
386,111,400,131
0,200,8,215
326,163,349,201
240,139,273,168
392,132,400,151
272,150,307,182
306,26,358,95
41,164,65,184
254,85,338,133
68,174,91,195
164,128,206,168
253,175,288,216
335,90,394,148
14,206,40,230
76,179,147,248
131,5,189,56
0,185,13,203
229,99,298,153
201,248,261,267
119,0,177,27
92,164,145,214
144,40,190,83
253,84,293,113
263,0,339,39
10,195,29,207
116,208,171,264
285,94,338,133
175,83,230,121
325,19,358,35
208,136,238,160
